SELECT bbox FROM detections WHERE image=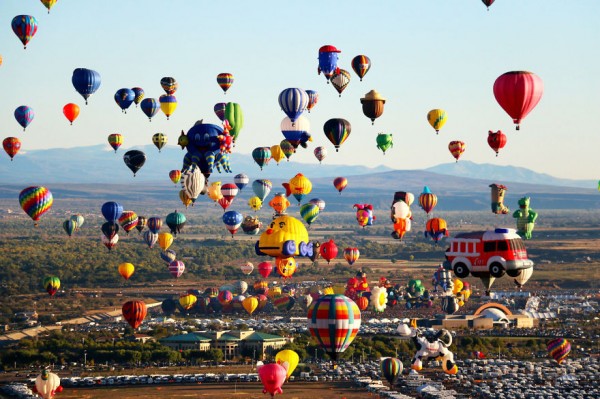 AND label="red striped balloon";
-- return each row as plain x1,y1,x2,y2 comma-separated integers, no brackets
19,186,53,225
122,300,147,329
